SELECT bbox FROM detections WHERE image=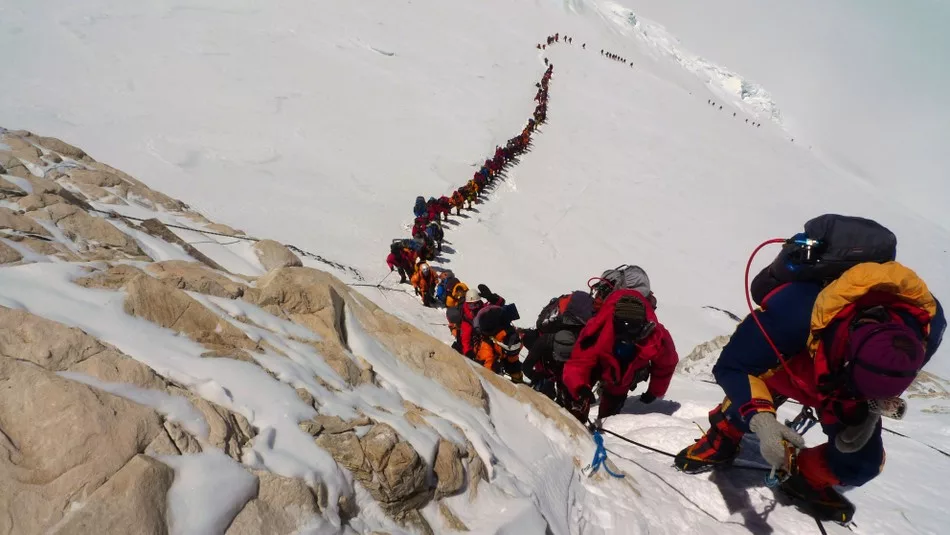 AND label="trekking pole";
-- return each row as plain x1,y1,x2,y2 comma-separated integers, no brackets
376,270,394,288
